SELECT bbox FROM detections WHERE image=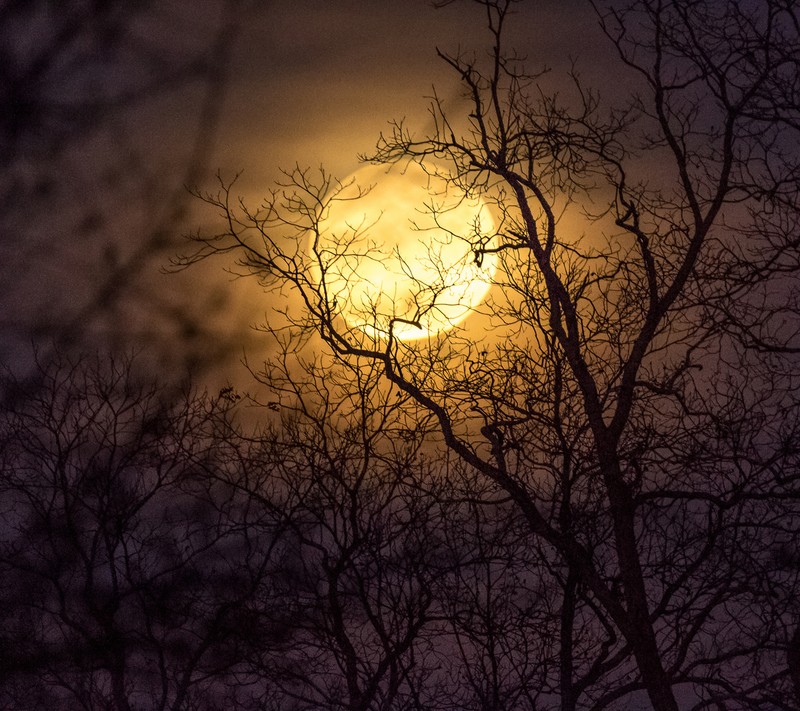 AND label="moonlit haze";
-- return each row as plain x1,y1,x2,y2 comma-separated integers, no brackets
0,0,604,376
